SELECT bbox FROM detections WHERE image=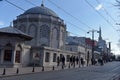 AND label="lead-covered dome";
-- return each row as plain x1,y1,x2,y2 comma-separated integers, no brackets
23,4,58,17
